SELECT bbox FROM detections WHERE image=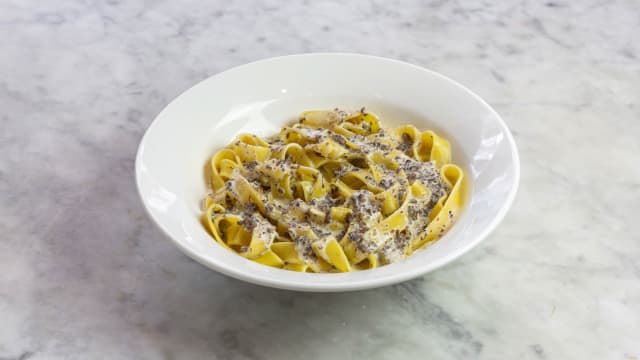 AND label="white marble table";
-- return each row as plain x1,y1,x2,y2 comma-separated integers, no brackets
1,1,639,359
